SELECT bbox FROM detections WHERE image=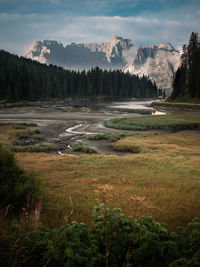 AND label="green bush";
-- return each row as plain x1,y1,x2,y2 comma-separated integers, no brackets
1,204,200,266
0,146,40,213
